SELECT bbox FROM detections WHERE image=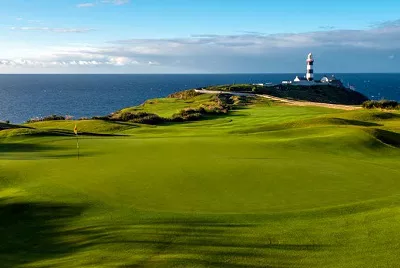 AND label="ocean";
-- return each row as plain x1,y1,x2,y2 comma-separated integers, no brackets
0,74,399,123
